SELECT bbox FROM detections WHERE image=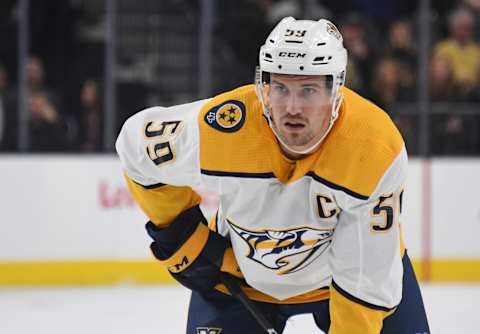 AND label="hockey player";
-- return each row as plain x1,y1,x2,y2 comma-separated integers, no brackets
116,17,430,333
